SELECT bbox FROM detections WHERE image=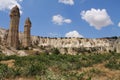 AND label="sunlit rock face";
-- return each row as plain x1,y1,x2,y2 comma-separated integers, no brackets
31,37,111,48
0,28,119,55
23,18,31,47
114,38,120,53
0,28,8,44
7,6,20,49
30,36,118,54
